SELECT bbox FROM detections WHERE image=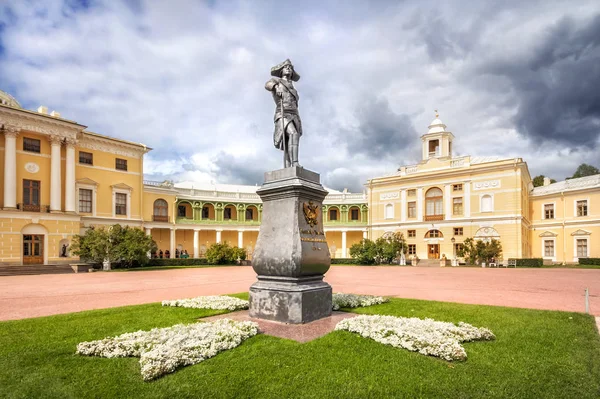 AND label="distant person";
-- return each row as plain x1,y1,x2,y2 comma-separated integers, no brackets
175,249,180,259
182,250,189,259
61,244,68,257
165,250,170,259
159,250,163,259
